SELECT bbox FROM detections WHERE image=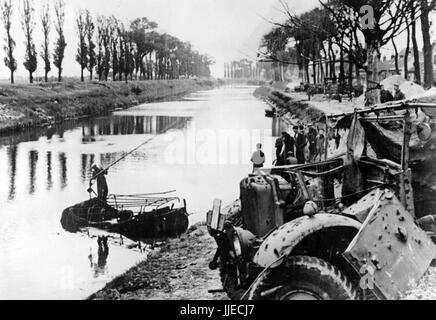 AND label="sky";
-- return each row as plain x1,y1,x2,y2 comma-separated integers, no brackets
2,0,321,80
2,0,427,80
